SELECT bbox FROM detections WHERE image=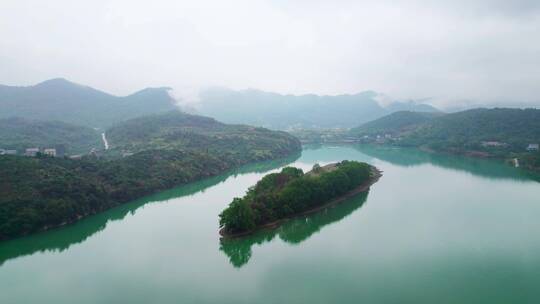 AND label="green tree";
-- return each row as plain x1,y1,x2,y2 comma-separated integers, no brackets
219,198,256,233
